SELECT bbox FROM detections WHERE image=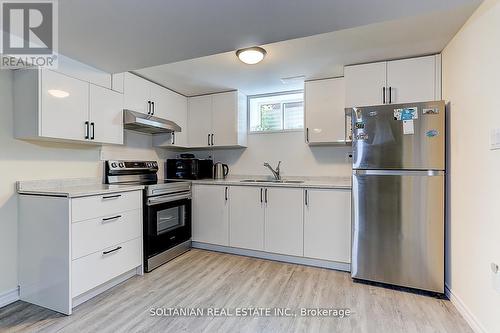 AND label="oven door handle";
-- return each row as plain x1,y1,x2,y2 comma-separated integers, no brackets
147,193,191,206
